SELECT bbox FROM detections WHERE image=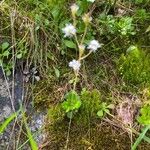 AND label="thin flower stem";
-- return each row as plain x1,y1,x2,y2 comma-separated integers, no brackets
72,14,79,47
74,34,79,47
65,112,72,150
81,24,88,45
73,71,78,91
73,16,76,27
79,50,92,60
